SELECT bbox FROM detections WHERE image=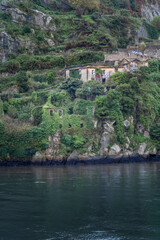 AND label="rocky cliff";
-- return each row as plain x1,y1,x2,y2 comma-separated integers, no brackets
1,0,160,63
0,0,56,62
141,0,160,22
37,117,158,164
